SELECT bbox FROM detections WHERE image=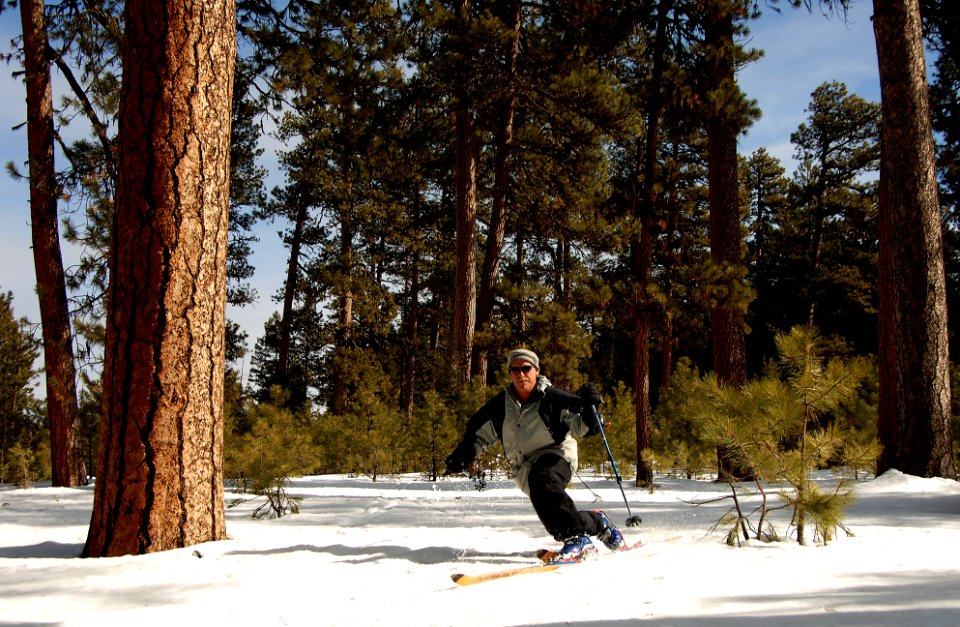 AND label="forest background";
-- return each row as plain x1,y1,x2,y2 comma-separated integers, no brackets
0,1,957,498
